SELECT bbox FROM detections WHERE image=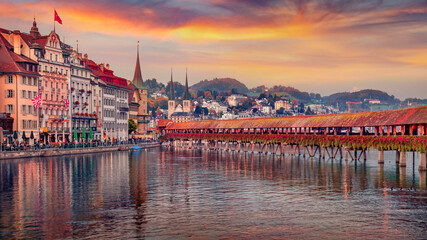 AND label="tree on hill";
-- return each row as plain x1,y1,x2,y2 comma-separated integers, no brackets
191,78,249,94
